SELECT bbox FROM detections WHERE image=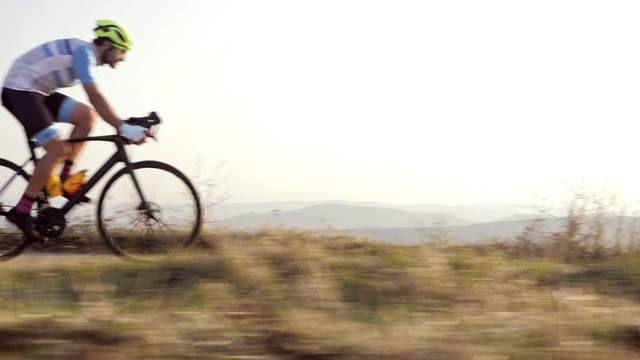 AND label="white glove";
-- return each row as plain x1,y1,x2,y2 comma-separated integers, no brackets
119,123,148,141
